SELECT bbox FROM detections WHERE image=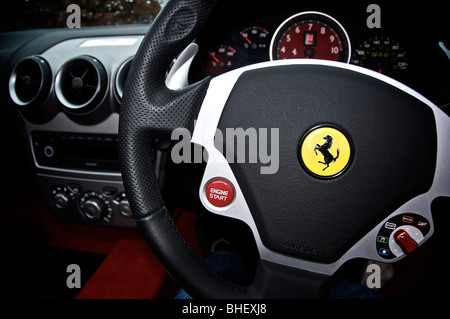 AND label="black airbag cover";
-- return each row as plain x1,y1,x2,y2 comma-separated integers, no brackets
217,65,436,263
